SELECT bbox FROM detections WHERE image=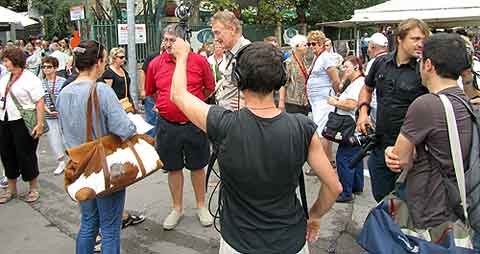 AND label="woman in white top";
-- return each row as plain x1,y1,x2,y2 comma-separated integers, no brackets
306,31,341,167
327,56,365,202
0,46,46,204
